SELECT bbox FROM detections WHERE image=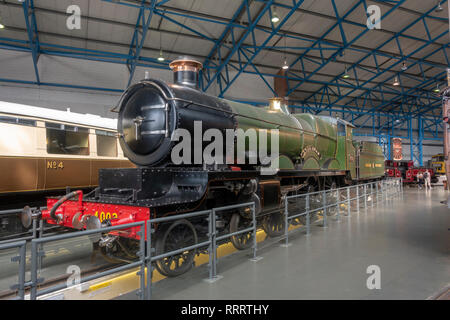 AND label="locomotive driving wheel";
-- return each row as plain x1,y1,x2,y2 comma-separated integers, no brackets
229,213,254,250
155,219,198,277
262,211,285,237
